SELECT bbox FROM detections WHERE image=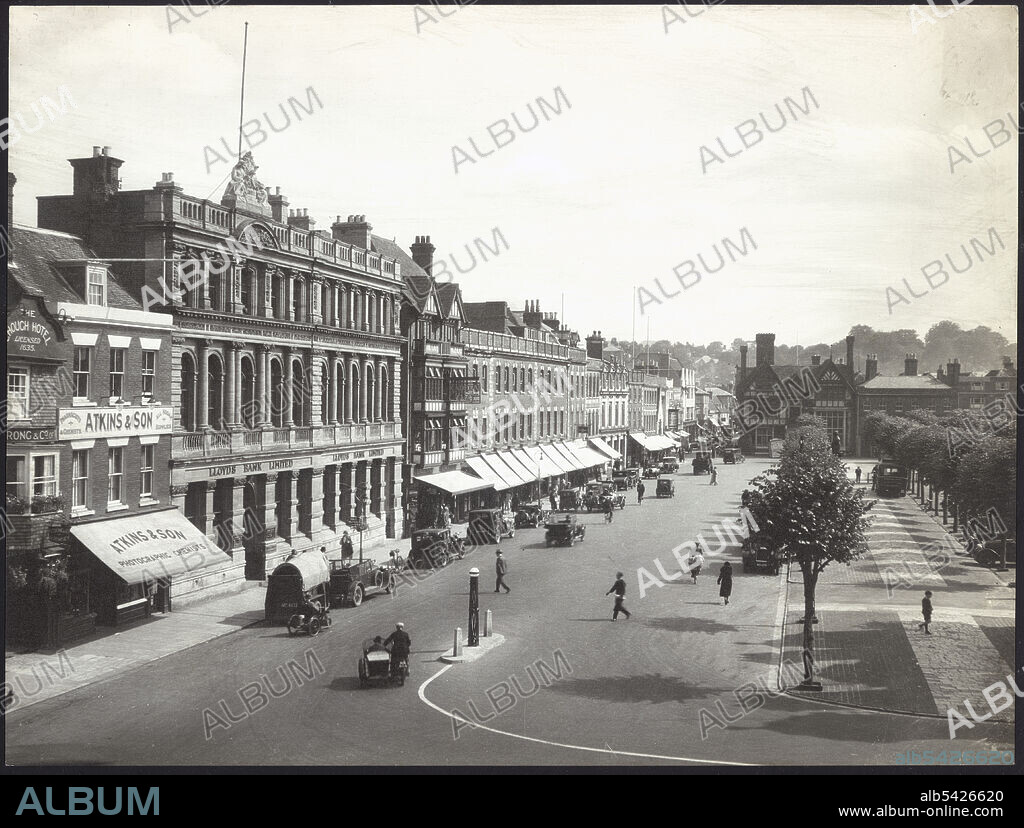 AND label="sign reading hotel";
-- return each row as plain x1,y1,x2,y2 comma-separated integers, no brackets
58,406,173,440
6,300,63,360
